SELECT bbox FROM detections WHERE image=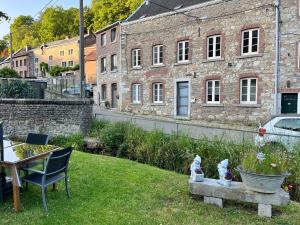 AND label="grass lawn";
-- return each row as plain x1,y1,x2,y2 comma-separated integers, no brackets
0,151,300,225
